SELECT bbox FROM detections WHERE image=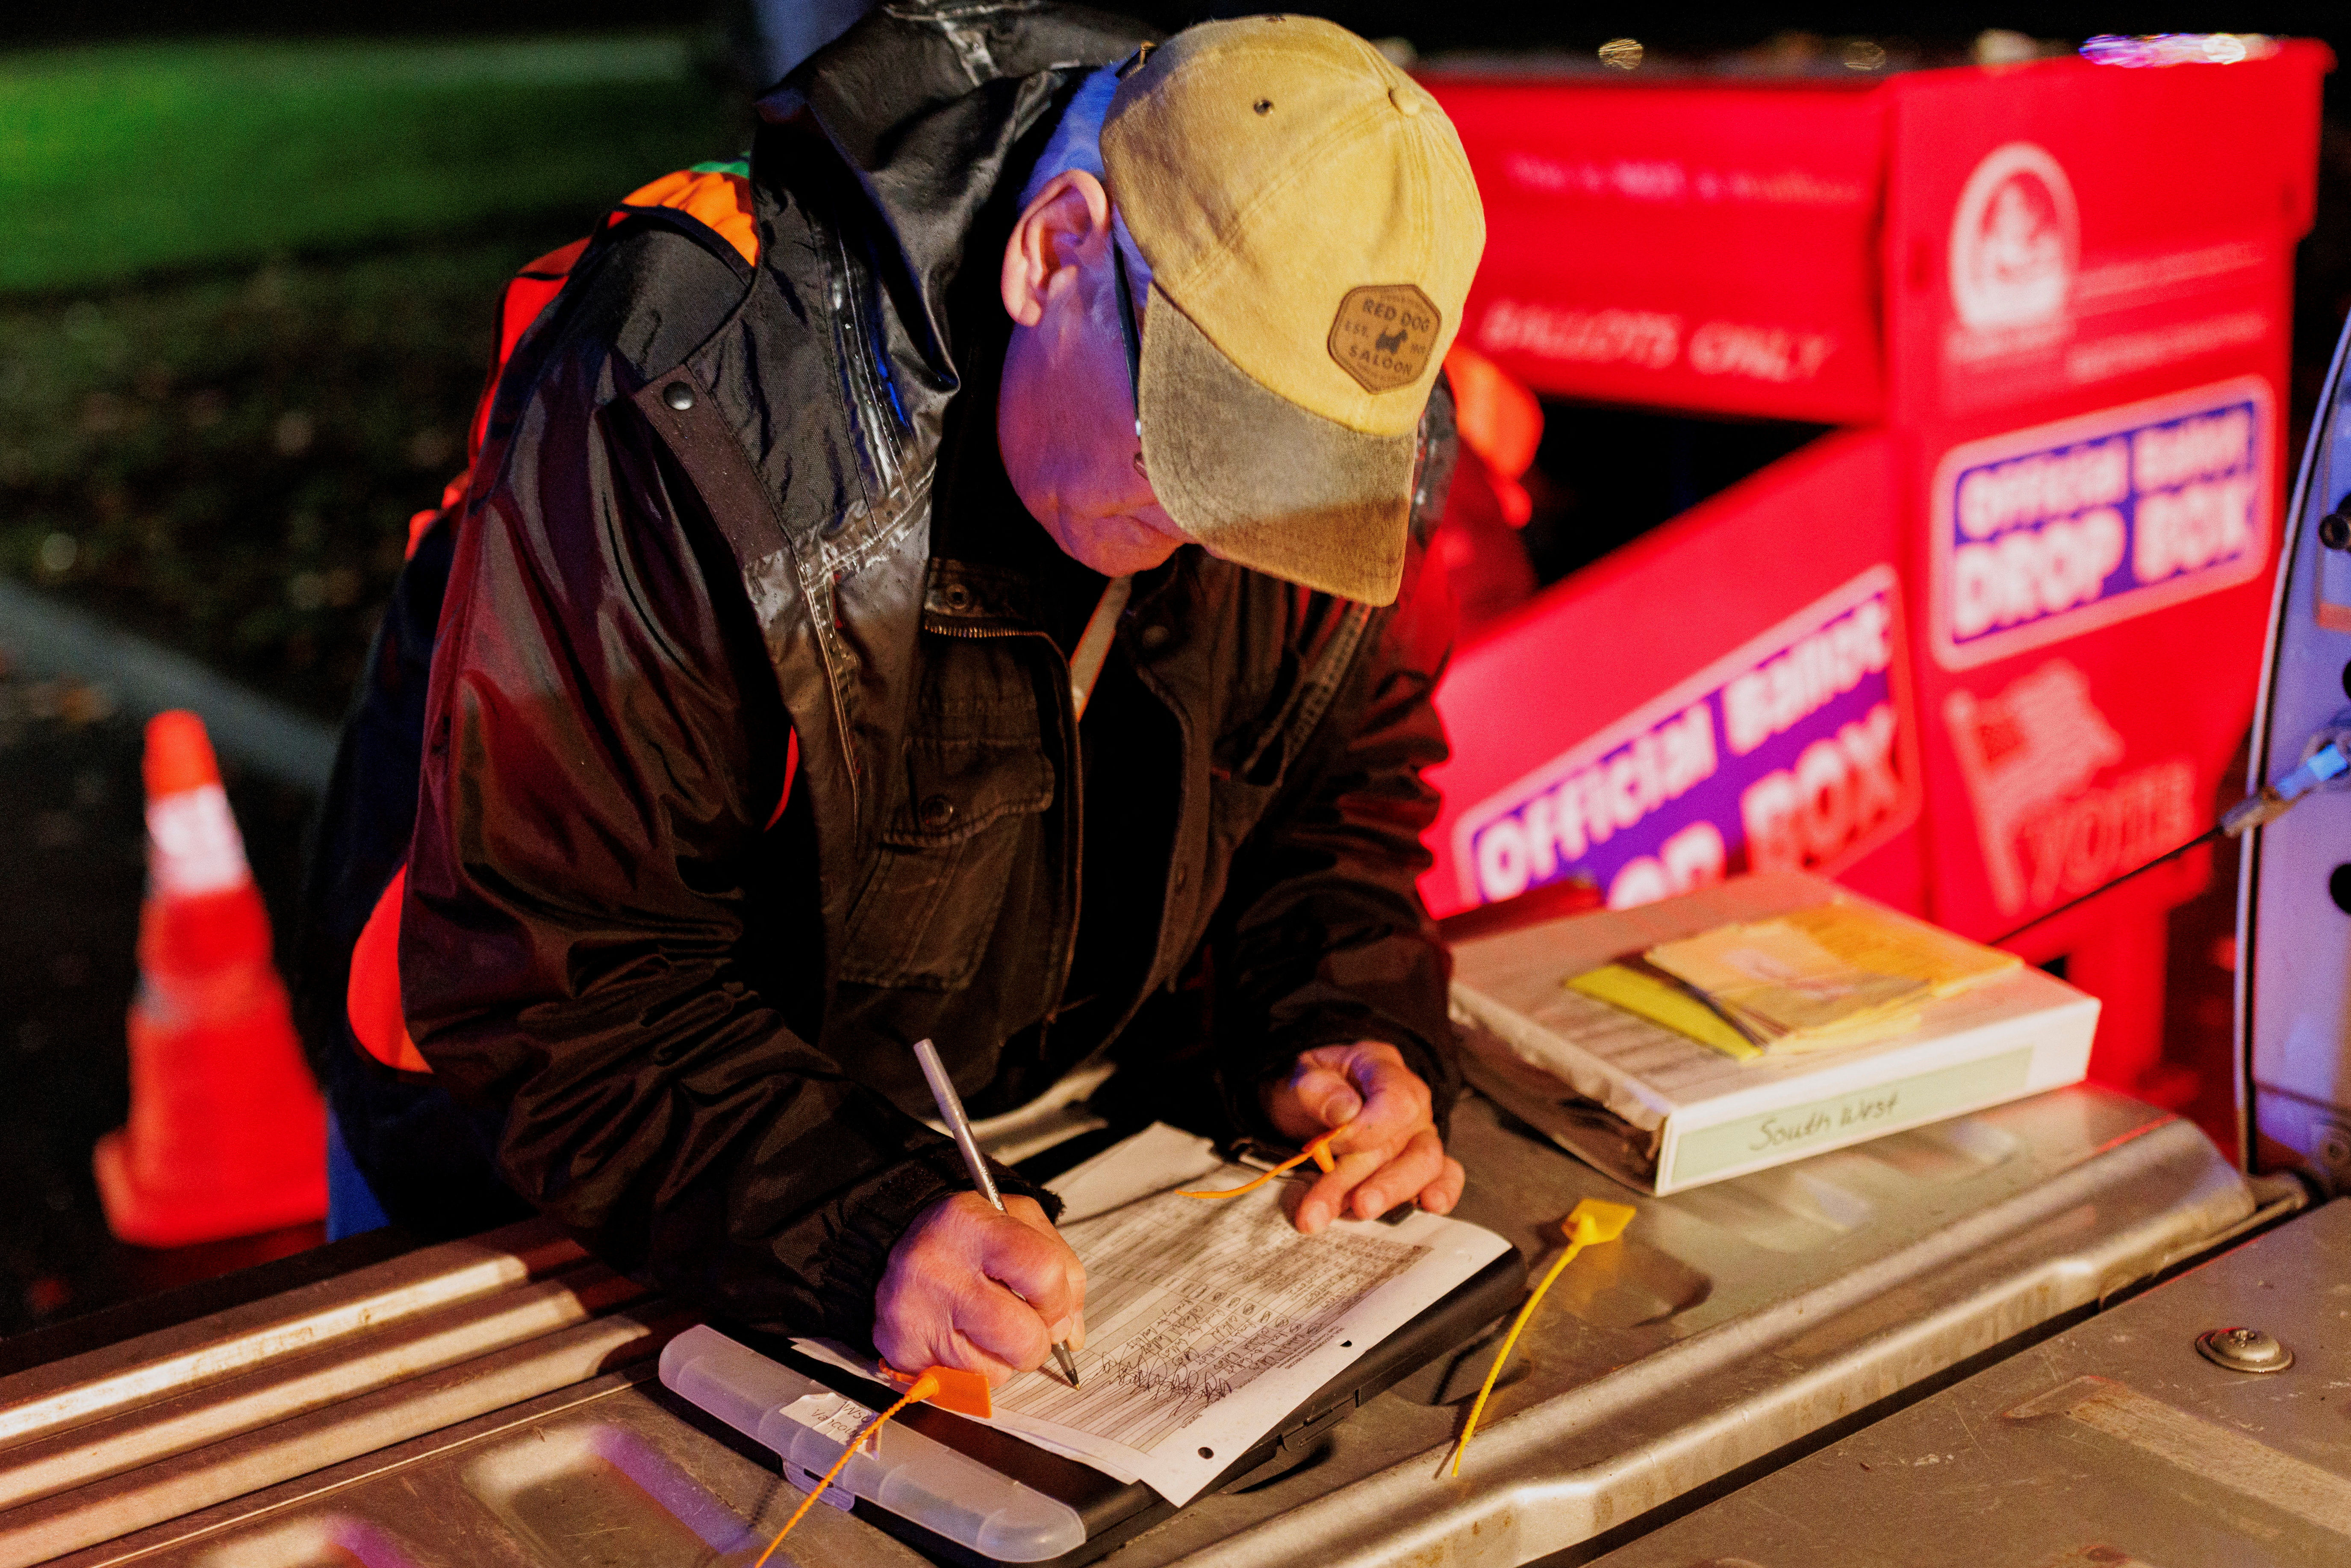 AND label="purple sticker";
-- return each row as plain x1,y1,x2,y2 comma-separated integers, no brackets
1456,566,1919,911
1930,376,2272,670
